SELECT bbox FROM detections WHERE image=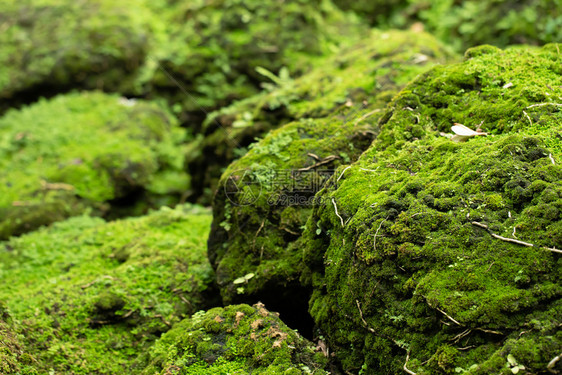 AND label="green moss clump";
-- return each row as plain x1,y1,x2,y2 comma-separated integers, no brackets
141,0,363,125
0,303,38,374
302,44,562,373
0,204,218,374
141,303,328,374
189,29,456,202
0,91,189,239
0,0,156,111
